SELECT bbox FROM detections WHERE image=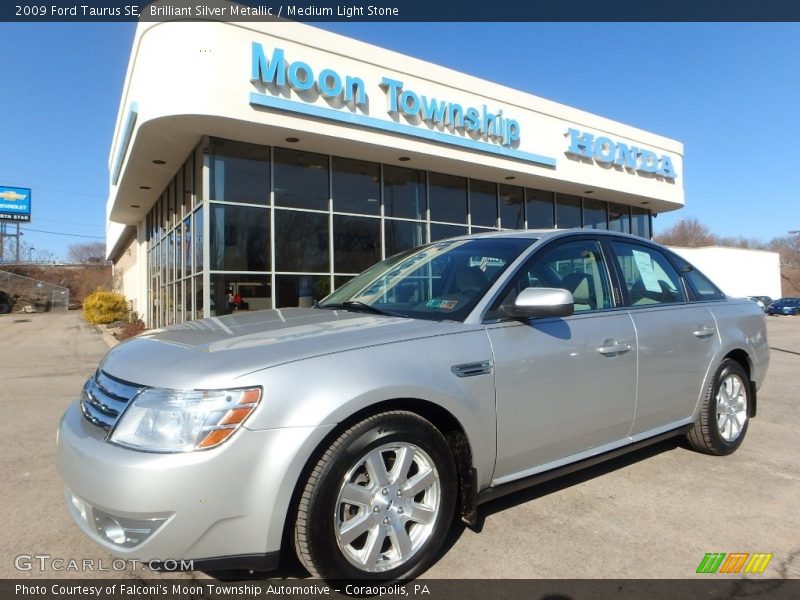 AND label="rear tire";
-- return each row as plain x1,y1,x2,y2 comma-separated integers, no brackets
294,411,456,581
686,359,750,456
